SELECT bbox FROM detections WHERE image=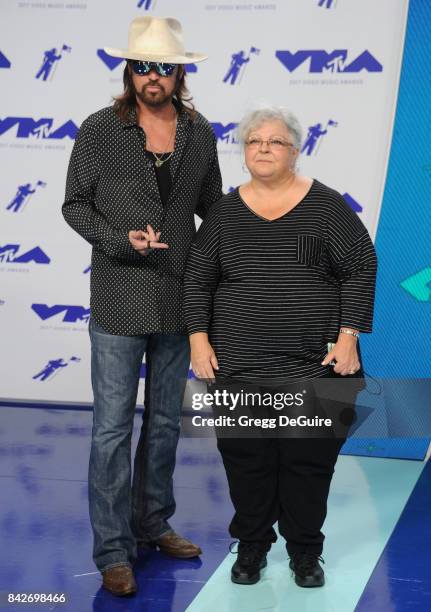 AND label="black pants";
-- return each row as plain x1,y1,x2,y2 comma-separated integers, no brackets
214,366,364,556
